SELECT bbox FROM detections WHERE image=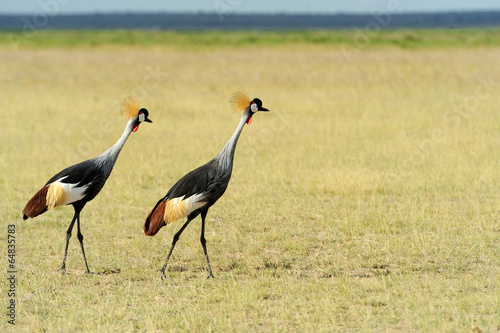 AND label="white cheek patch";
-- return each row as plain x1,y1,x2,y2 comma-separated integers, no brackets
251,103,258,112
138,113,145,122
